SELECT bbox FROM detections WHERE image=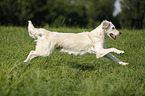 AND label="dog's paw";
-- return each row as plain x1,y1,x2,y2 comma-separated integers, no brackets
117,51,124,54
24,60,28,62
119,62,129,65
